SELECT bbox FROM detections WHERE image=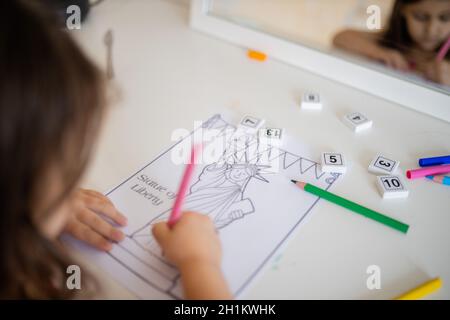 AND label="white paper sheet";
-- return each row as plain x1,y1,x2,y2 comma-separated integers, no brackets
67,114,340,299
